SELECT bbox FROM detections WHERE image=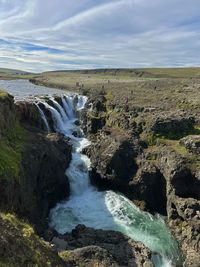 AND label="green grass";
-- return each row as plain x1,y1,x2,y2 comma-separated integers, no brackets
154,125,200,140
0,121,27,181
0,212,65,267
0,90,8,98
